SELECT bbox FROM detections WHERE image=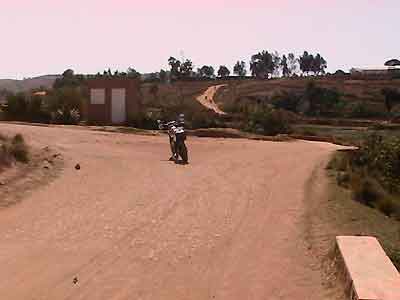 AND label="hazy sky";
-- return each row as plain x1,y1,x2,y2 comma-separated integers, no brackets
1,0,399,79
